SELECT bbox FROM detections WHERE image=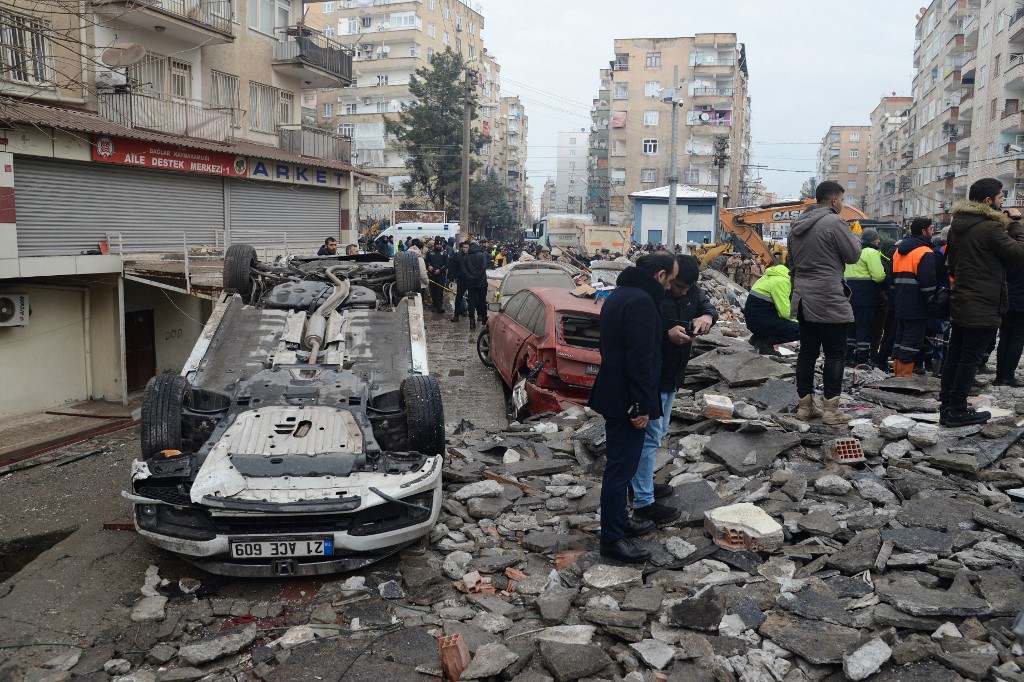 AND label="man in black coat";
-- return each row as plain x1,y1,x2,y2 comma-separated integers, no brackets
462,241,490,331
631,255,717,524
589,252,678,563
449,241,469,322
424,238,449,314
